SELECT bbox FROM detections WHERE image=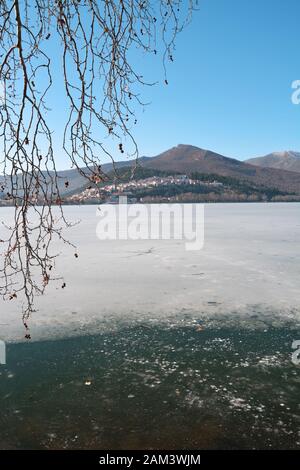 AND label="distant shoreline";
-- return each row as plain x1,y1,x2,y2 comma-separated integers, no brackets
1,198,300,208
